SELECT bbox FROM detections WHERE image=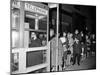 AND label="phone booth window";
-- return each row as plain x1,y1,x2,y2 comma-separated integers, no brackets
25,12,47,48
24,9,48,67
